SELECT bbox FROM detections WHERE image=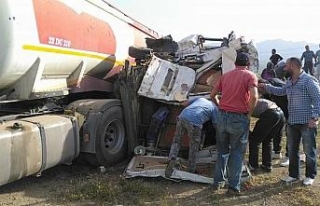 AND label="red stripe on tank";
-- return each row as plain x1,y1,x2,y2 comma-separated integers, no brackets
33,0,116,55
